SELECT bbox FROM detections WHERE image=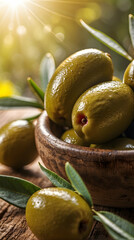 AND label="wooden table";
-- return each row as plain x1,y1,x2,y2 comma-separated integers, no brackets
0,109,134,240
